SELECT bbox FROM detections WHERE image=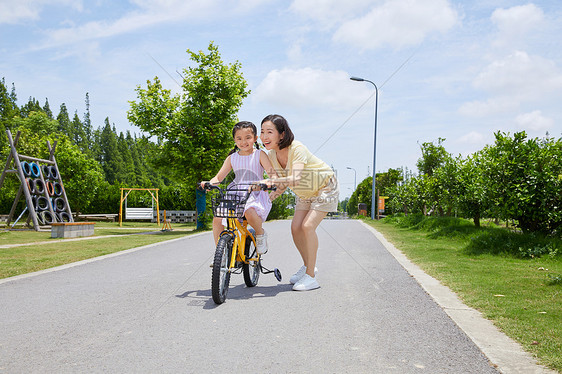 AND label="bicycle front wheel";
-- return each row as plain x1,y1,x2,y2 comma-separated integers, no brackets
243,235,260,287
212,234,233,304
